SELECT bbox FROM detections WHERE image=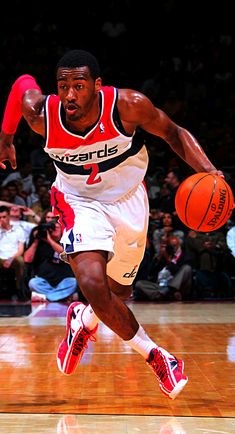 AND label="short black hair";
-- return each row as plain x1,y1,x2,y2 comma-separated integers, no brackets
56,49,100,80
0,206,10,214
167,167,184,182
